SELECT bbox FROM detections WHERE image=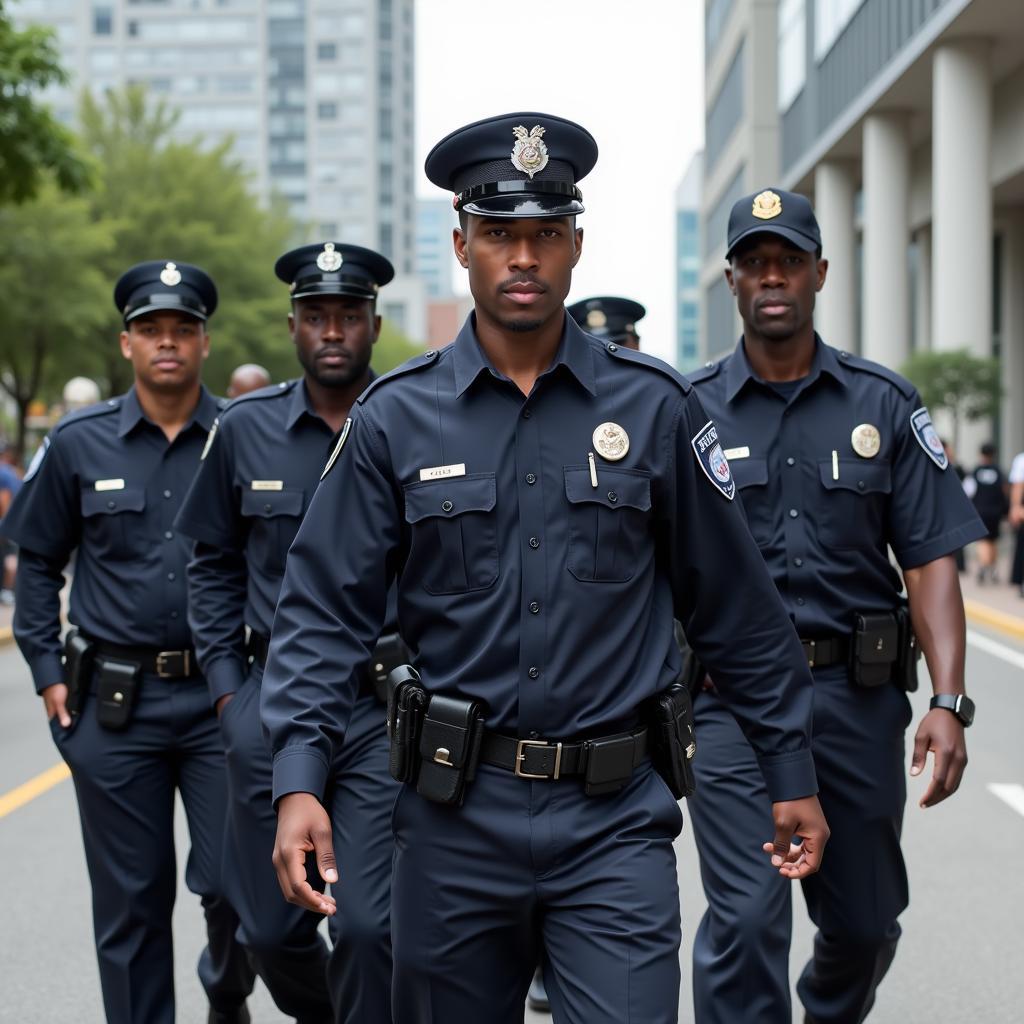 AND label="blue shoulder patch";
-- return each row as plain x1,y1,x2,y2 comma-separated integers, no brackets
685,361,721,387
839,352,915,399
691,419,735,501
357,348,446,405
604,343,692,395
909,406,948,470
